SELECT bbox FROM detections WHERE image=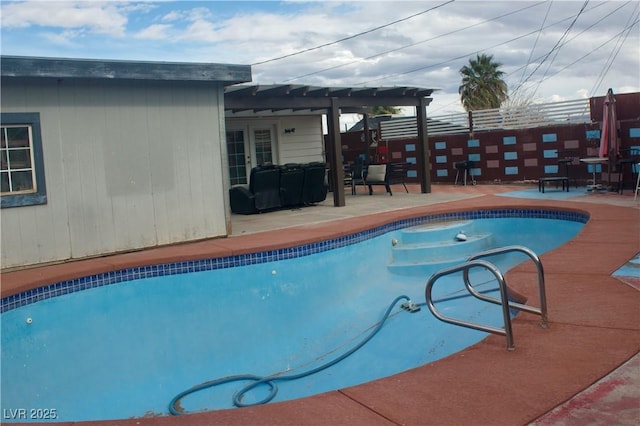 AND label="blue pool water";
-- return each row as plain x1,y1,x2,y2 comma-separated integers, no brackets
1,211,586,422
